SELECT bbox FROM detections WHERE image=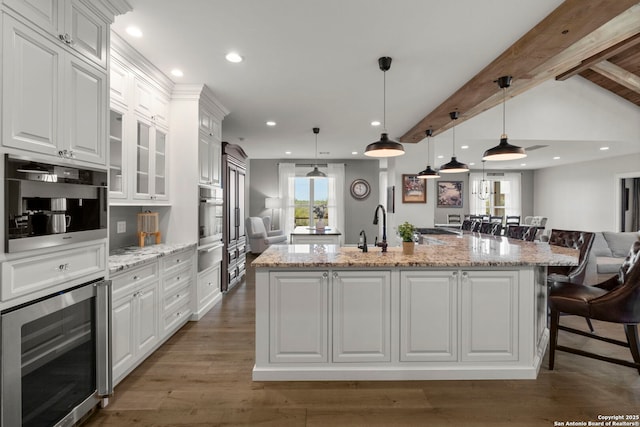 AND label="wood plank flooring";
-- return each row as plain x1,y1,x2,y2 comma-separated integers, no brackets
85,255,640,426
